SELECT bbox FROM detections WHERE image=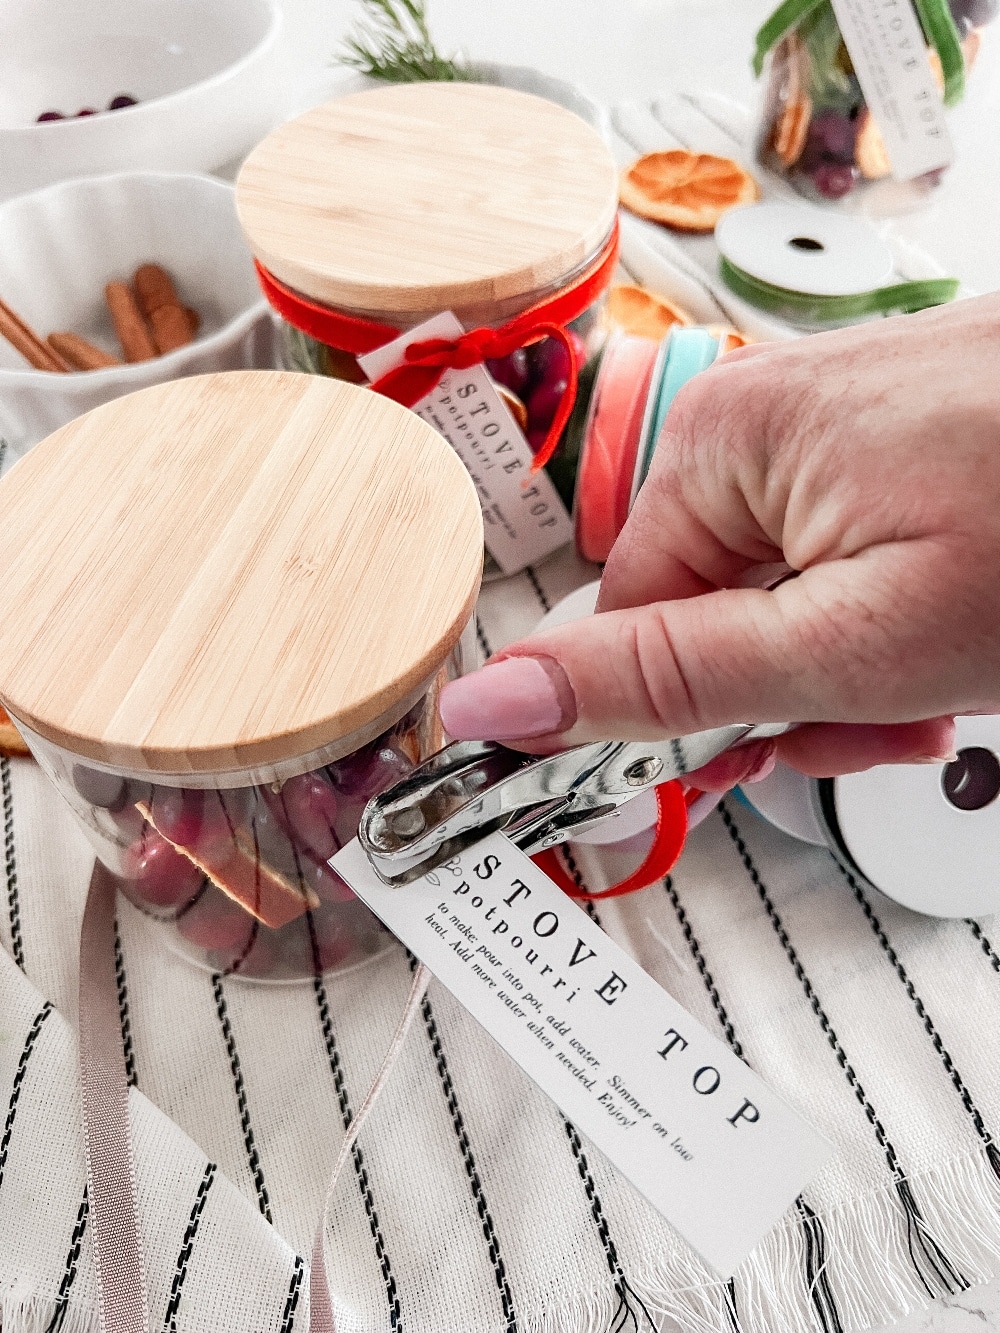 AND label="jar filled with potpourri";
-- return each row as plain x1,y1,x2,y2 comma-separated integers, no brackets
236,82,620,576
0,371,482,982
